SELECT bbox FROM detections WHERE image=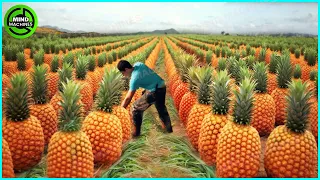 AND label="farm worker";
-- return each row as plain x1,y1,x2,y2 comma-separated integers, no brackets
117,60,173,137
